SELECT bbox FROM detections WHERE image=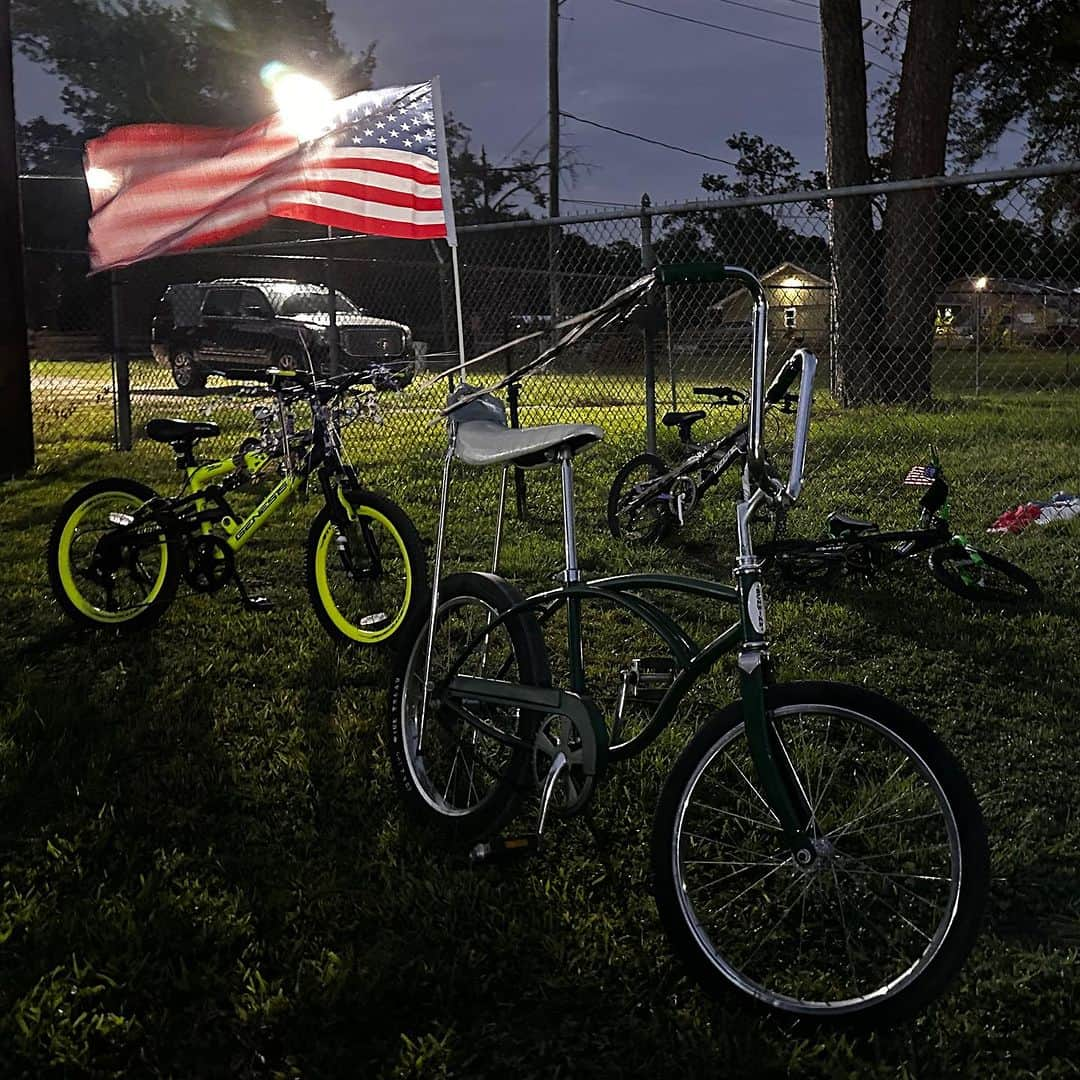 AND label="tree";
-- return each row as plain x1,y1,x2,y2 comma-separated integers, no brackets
819,0,880,405
444,116,581,225
663,134,828,276
820,0,962,405
13,0,374,136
